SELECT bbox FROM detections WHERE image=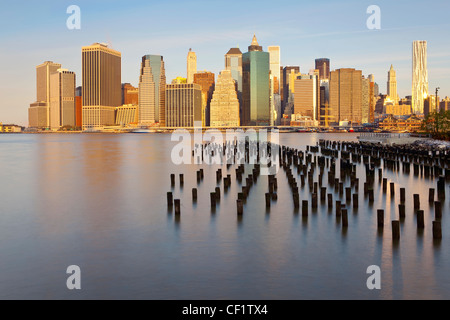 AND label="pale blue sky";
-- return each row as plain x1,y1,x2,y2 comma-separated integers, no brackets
1,0,449,126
